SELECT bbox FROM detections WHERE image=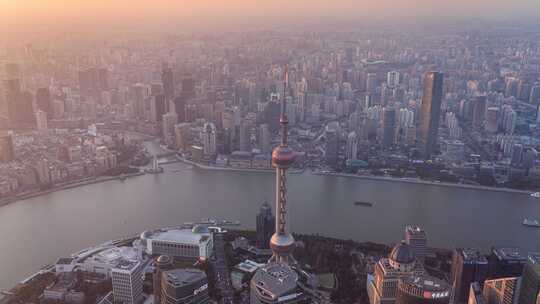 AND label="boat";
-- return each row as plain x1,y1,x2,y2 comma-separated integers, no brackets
354,201,373,207
531,192,540,198
523,219,540,227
